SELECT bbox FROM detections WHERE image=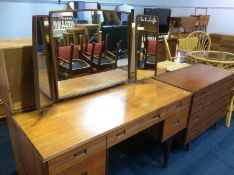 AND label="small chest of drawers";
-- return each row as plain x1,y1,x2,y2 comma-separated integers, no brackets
156,64,234,145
